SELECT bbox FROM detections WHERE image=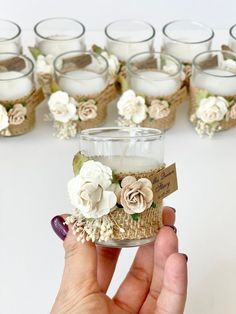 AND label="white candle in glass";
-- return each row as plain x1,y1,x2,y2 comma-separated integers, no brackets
94,155,160,172
38,35,85,56
194,68,236,96
0,41,19,53
0,71,33,100
129,71,181,97
59,70,108,96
